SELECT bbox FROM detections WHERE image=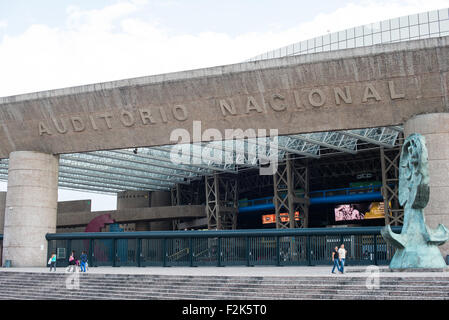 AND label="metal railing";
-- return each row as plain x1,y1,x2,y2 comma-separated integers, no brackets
45,227,400,267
